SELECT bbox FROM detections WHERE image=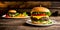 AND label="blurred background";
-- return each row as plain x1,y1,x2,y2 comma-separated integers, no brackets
0,1,60,17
